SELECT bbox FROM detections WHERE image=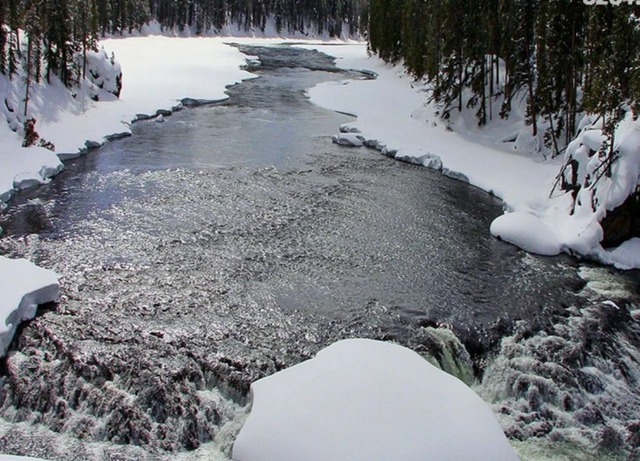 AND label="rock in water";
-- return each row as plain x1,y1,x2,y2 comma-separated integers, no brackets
232,339,518,461
332,133,365,147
